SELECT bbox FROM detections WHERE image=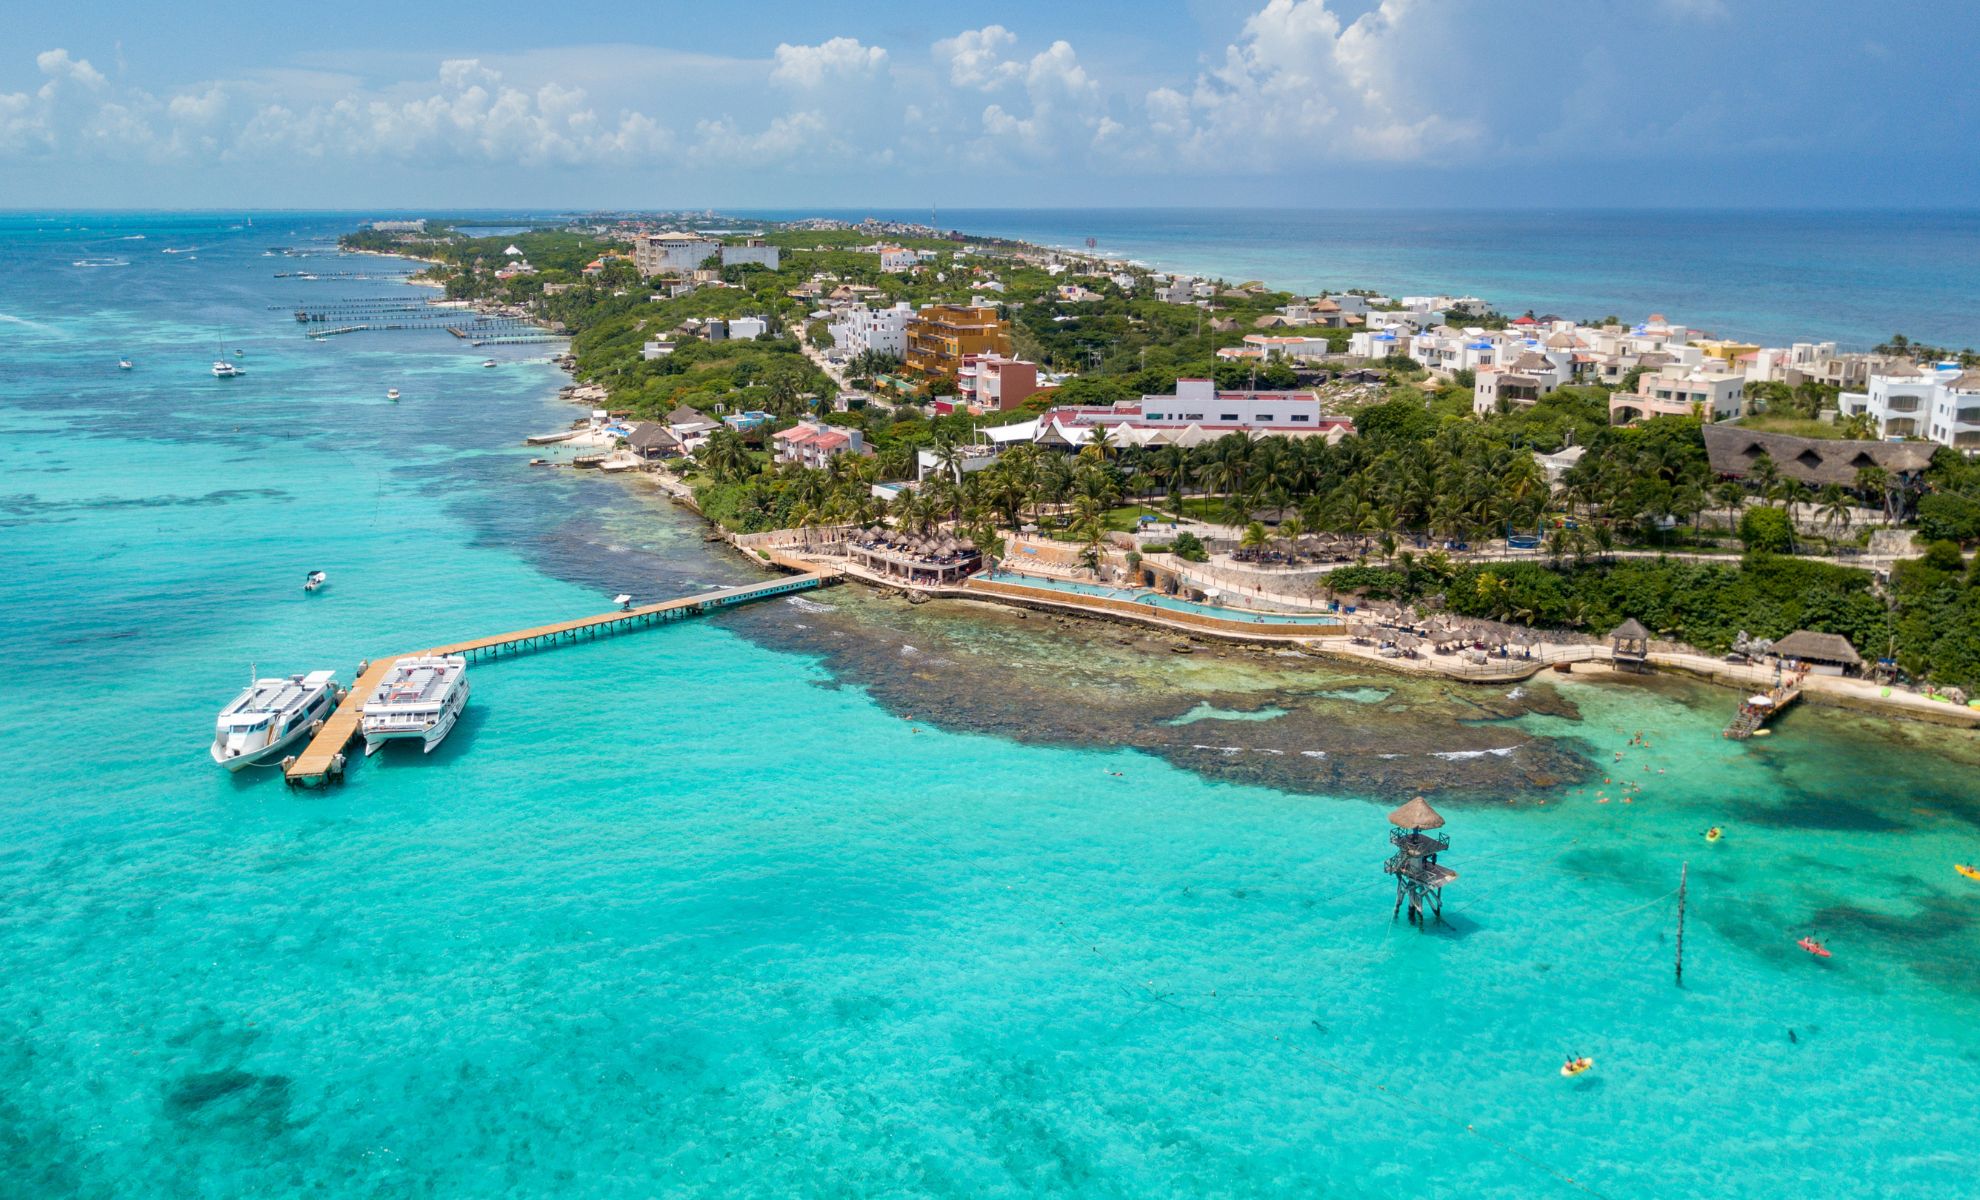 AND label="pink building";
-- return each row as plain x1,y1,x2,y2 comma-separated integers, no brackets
772,421,870,470
957,353,1044,411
